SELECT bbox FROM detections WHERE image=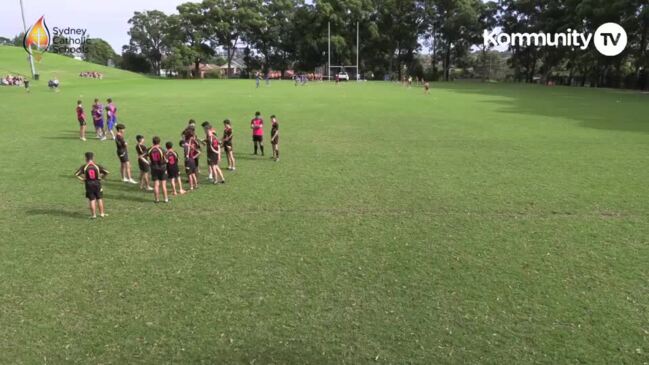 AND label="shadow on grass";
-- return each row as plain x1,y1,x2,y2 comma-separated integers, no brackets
434,82,649,134
41,130,83,140
104,193,151,203
26,208,87,219
236,153,271,161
